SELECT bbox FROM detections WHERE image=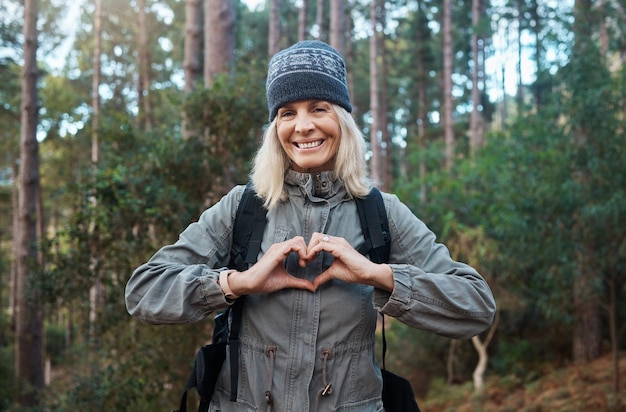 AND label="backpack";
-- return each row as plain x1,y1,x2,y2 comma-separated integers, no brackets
175,183,419,412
